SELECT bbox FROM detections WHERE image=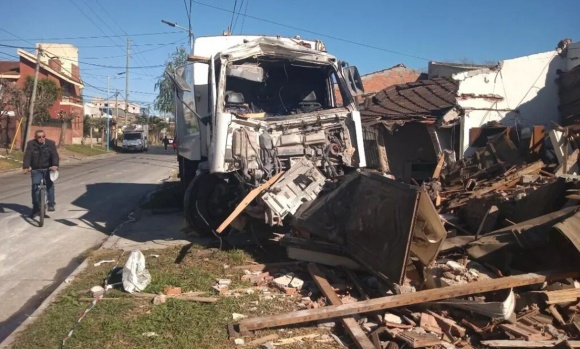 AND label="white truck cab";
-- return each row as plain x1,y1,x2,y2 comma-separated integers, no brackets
172,35,366,235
